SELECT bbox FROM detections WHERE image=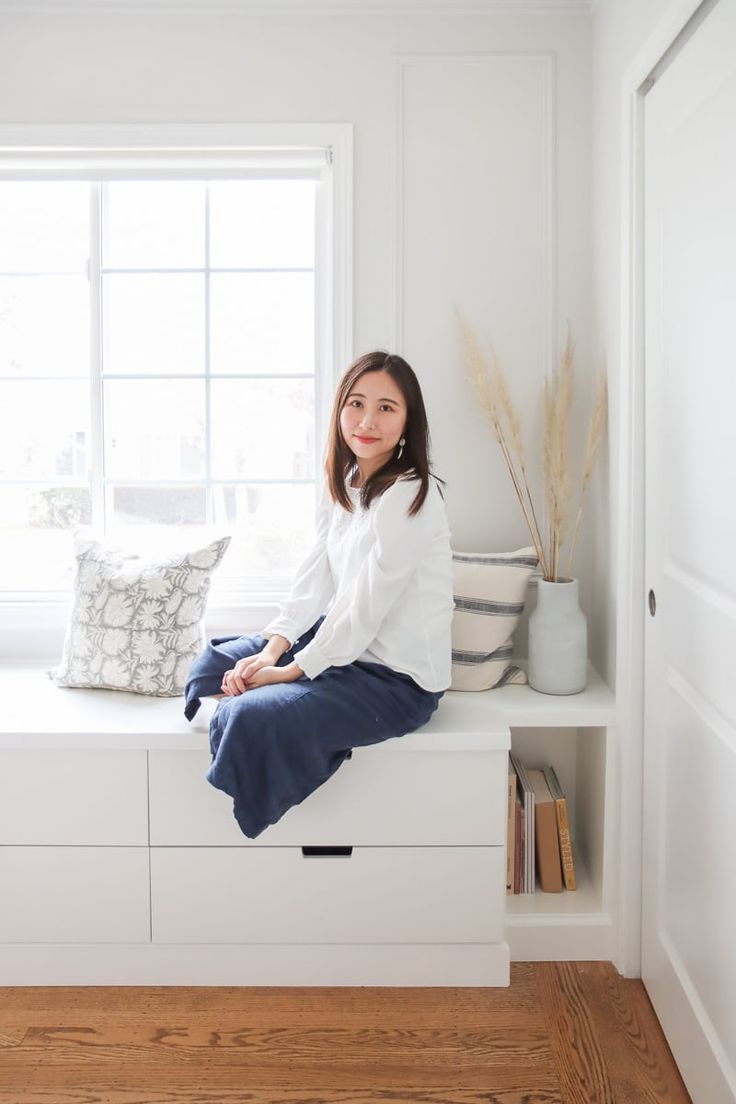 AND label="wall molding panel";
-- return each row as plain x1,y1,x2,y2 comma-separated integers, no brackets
395,51,557,399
